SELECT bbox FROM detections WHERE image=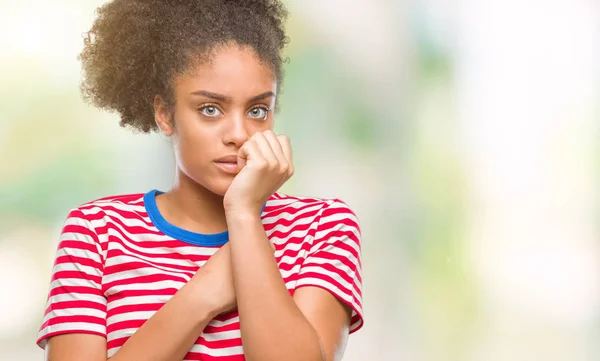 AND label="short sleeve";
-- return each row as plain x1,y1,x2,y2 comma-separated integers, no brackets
296,200,364,333
37,208,107,349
